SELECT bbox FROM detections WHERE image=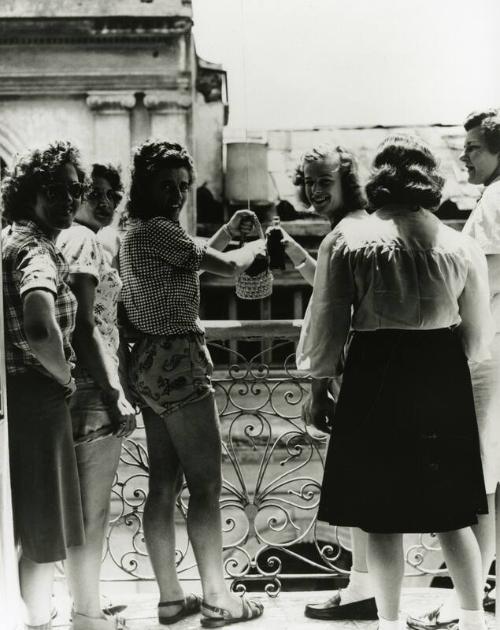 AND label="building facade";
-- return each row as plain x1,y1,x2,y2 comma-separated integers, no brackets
0,0,227,231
